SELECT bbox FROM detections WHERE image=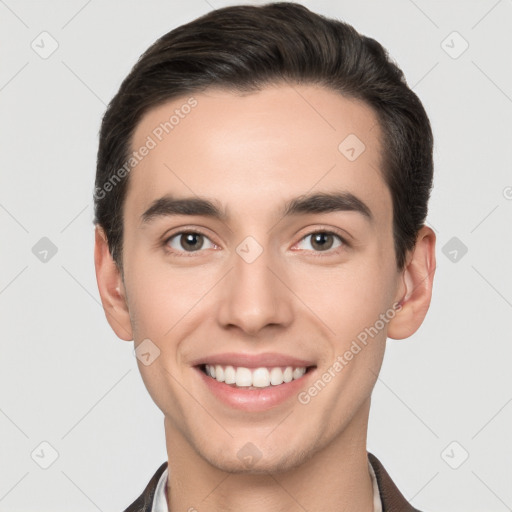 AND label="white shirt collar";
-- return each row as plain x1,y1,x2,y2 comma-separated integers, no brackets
152,459,382,512
368,457,383,512
151,464,168,512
